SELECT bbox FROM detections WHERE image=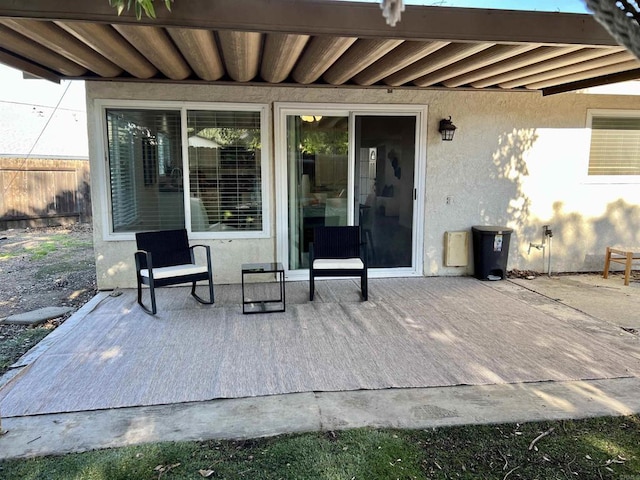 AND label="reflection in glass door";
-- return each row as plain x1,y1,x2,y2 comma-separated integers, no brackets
354,115,416,268
285,114,349,270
